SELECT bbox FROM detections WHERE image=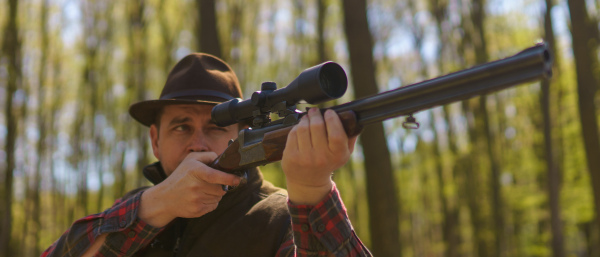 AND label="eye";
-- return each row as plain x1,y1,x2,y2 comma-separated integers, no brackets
174,125,189,132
